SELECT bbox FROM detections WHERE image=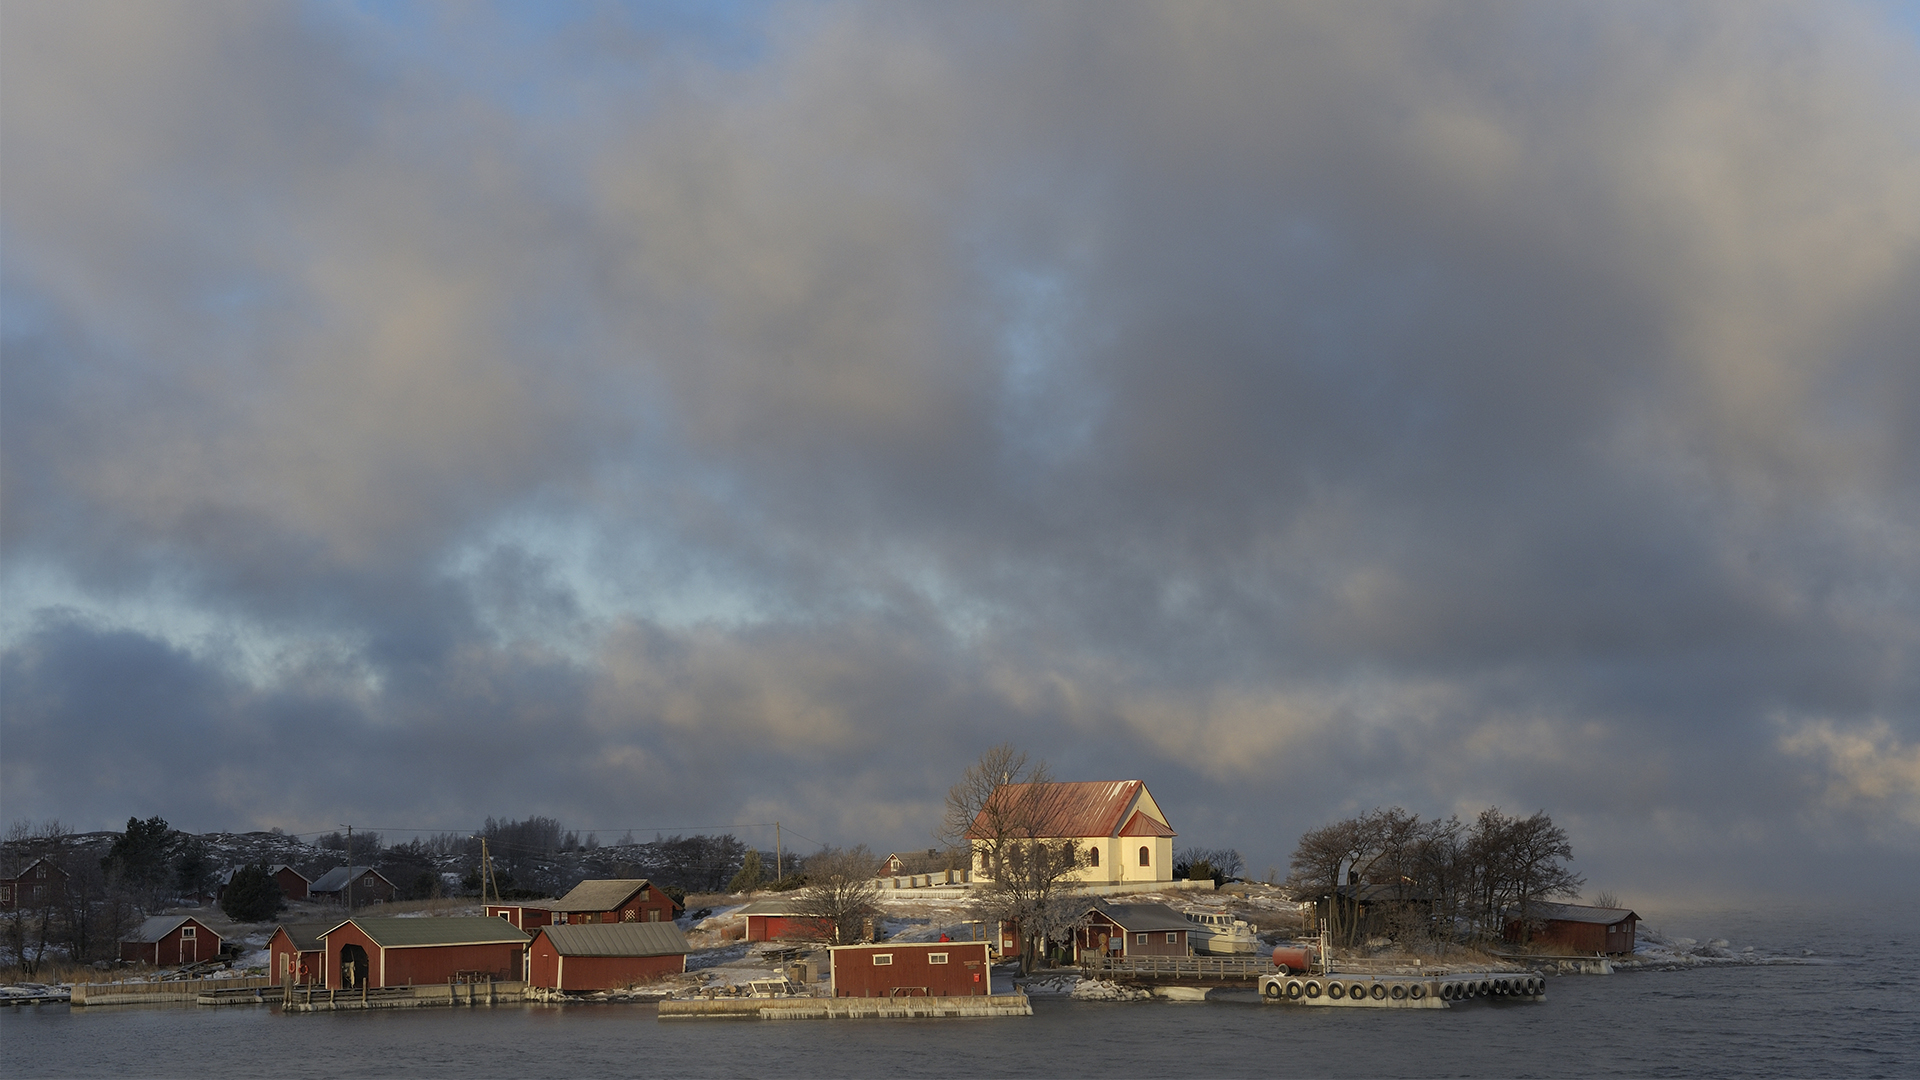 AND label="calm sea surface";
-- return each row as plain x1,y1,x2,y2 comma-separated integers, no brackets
5,897,1916,1079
